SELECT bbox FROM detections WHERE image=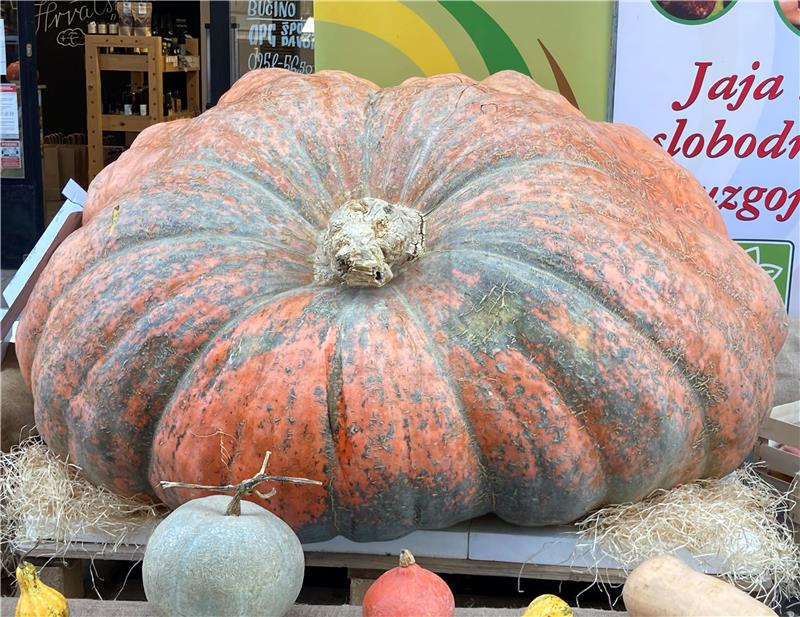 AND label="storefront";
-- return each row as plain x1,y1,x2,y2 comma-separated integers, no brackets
0,2,798,613
1,0,315,269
